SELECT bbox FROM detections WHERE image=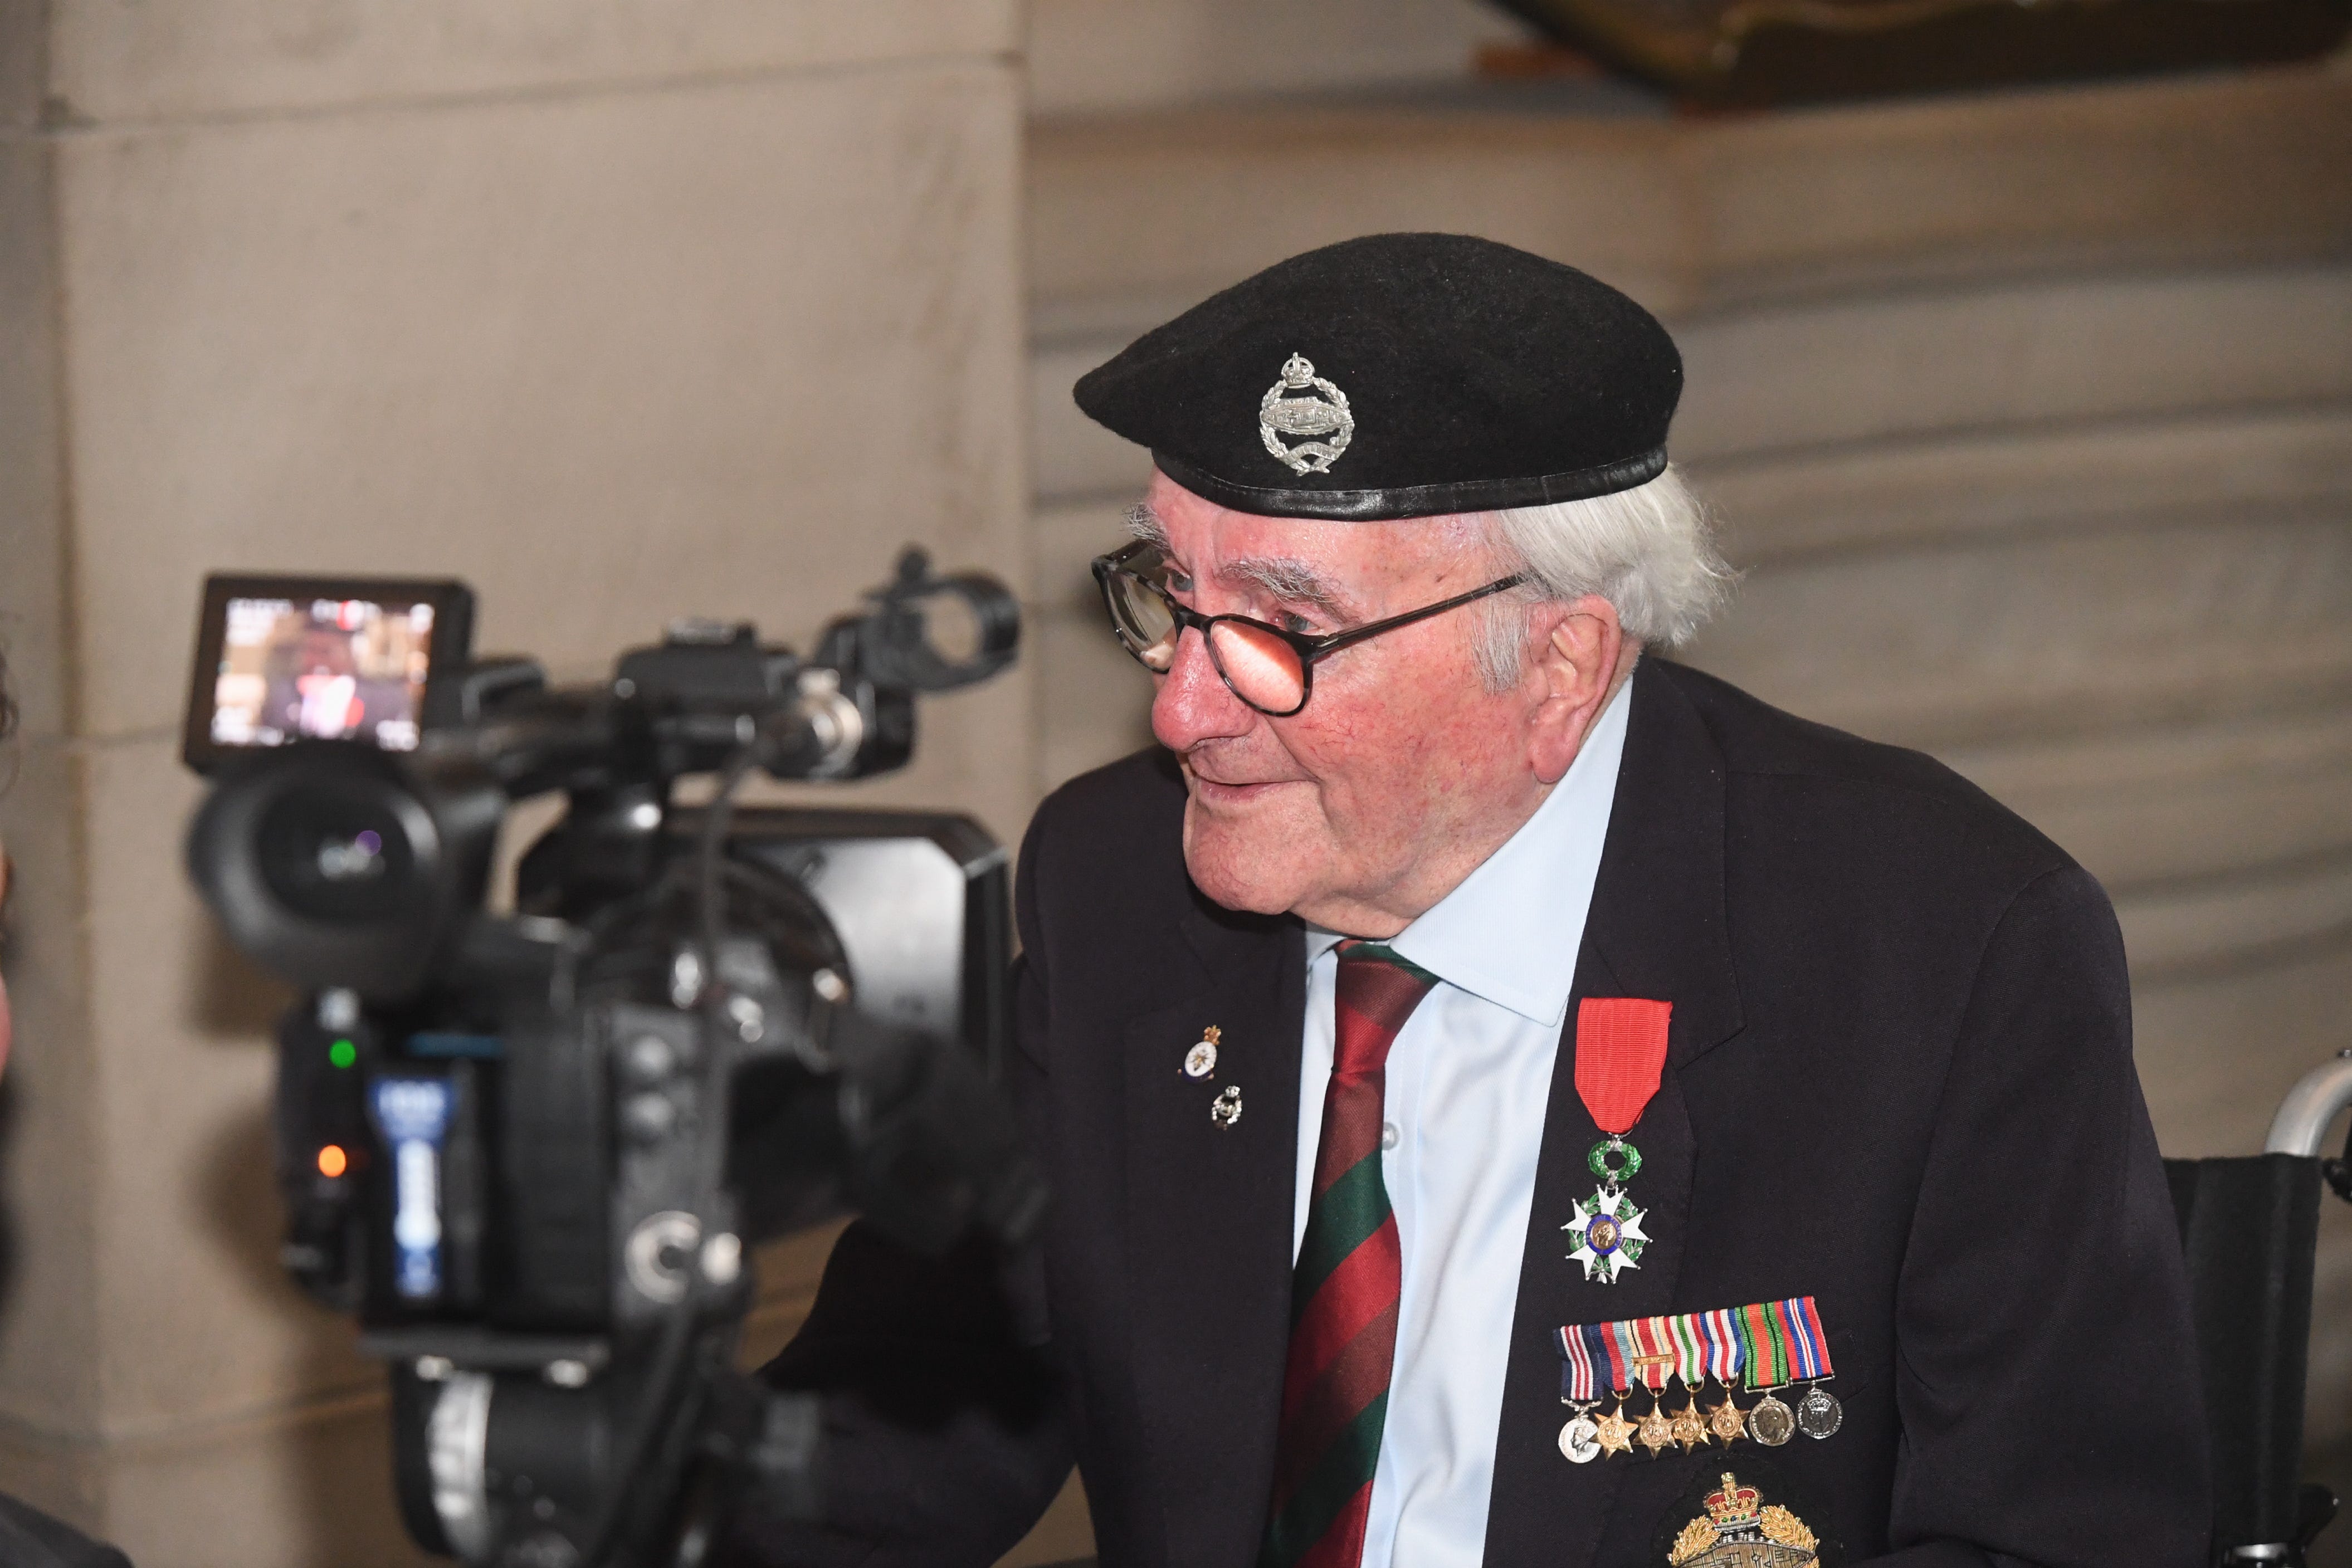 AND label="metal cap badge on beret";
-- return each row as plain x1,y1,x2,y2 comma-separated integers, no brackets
1073,233,1682,522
